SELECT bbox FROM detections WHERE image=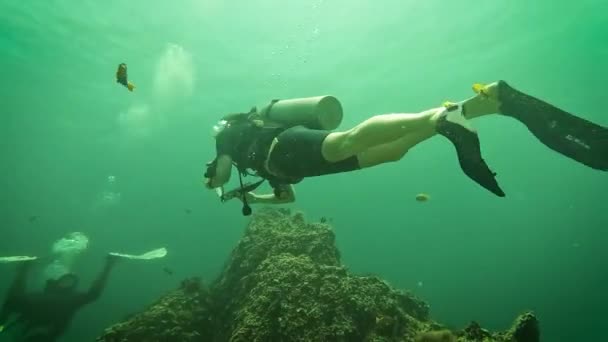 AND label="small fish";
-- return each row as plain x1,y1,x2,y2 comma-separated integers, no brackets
163,267,174,275
28,215,39,223
415,193,430,202
116,63,136,91
185,208,192,215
